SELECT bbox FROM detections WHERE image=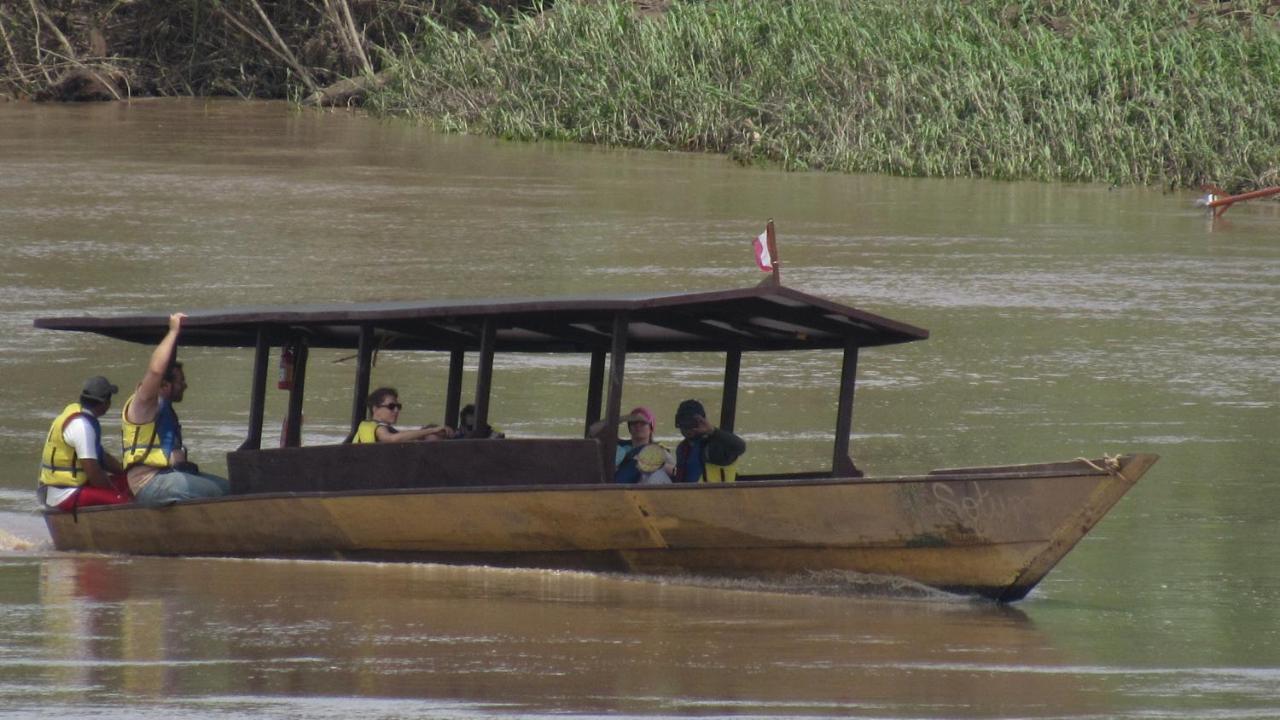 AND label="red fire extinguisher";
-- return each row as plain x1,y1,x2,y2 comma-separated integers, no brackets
278,345,295,390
